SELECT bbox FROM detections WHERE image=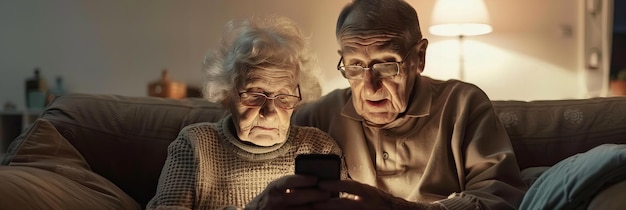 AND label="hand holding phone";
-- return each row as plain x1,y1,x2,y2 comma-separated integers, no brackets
295,154,341,198
295,154,341,181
